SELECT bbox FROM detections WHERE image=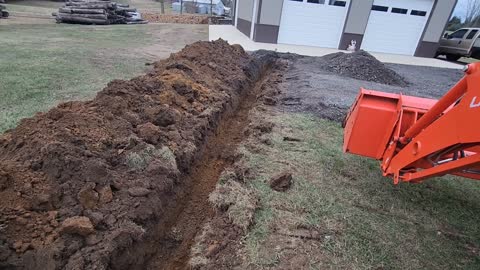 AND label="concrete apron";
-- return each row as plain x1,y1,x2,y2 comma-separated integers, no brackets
209,25,464,70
